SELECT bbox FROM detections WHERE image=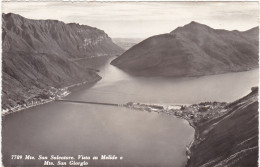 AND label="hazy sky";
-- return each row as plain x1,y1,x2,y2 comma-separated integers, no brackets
2,1,259,38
